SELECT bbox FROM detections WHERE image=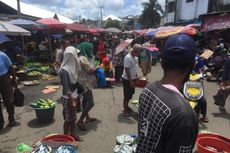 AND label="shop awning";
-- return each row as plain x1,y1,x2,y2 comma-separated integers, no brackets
0,21,31,36
37,18,66,30
201,14,230,32
66,23,88,32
